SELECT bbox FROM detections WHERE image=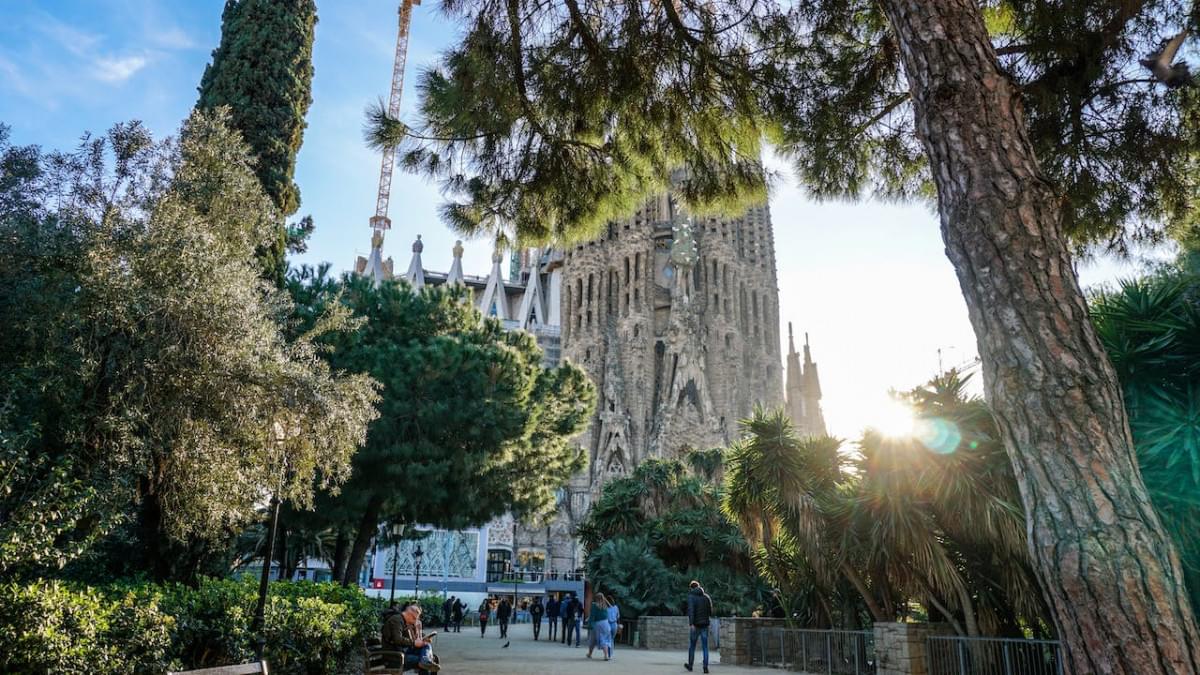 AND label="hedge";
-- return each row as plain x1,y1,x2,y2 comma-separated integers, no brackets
0,578,380,675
